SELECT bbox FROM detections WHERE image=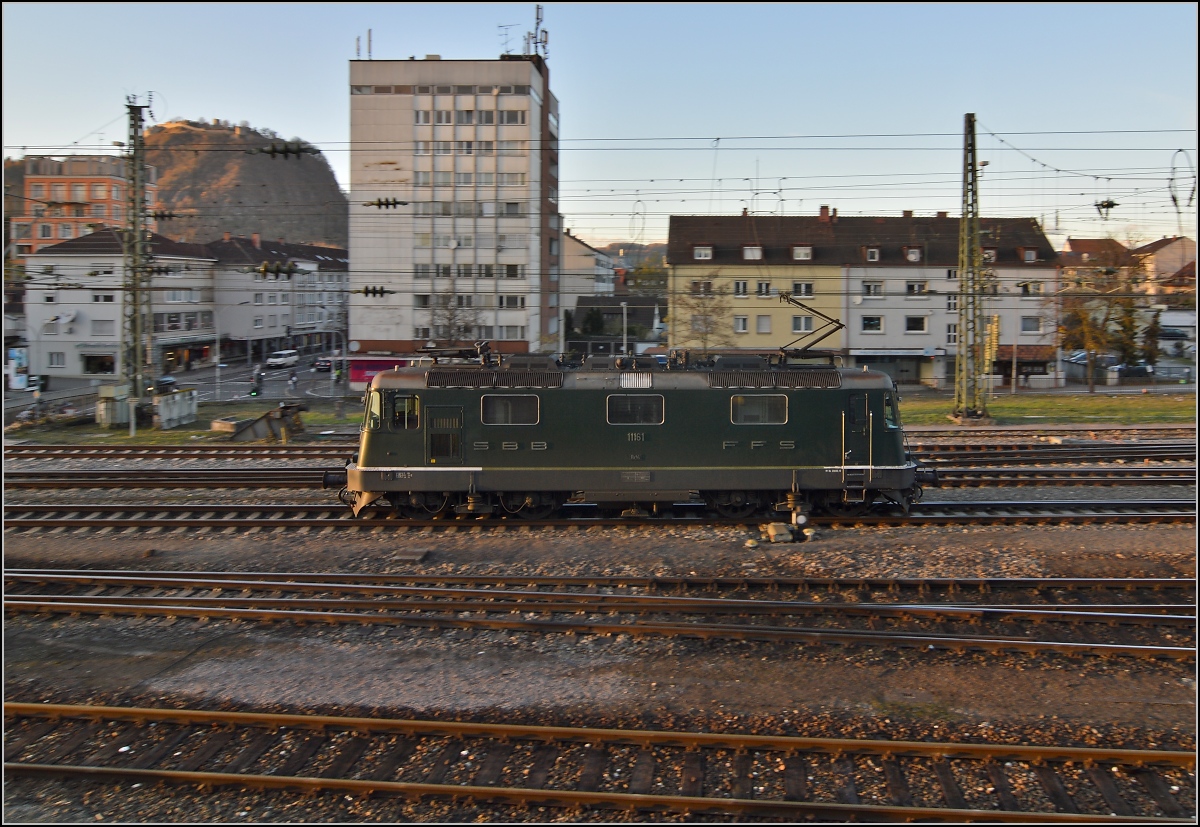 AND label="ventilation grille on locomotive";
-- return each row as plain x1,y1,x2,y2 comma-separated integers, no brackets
426,369,564,389
707,369,842,389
